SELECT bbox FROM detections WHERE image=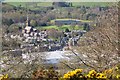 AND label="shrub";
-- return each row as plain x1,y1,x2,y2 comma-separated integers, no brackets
32,67,60,80
0,74,9,80
60,65,120,80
